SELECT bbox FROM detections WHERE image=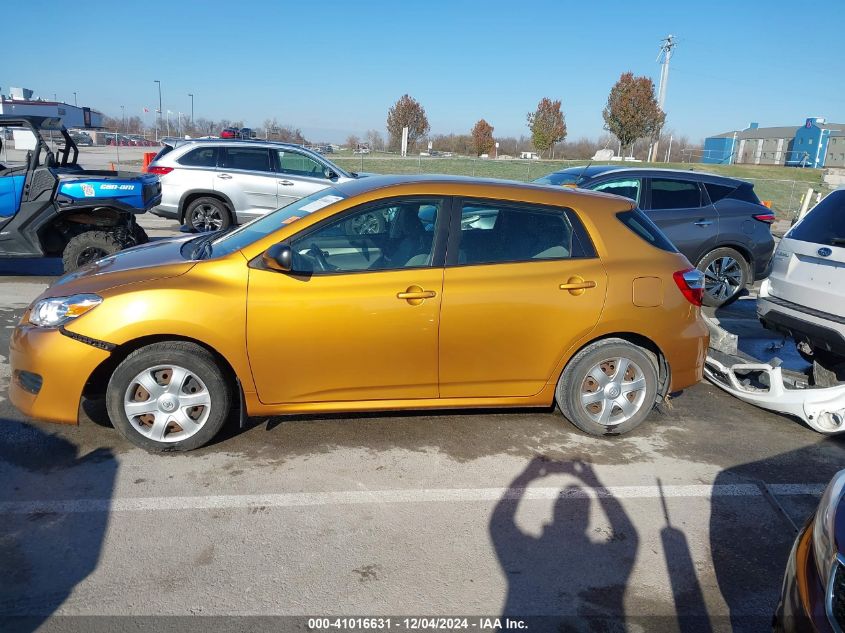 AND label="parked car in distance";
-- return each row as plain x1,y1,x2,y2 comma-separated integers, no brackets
534,167,775,307
759,188,845,367
239,127,256,139
148,138,360,231
9,175,708,452
70,132,93,146
773,468,845,632
220,127,240,139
